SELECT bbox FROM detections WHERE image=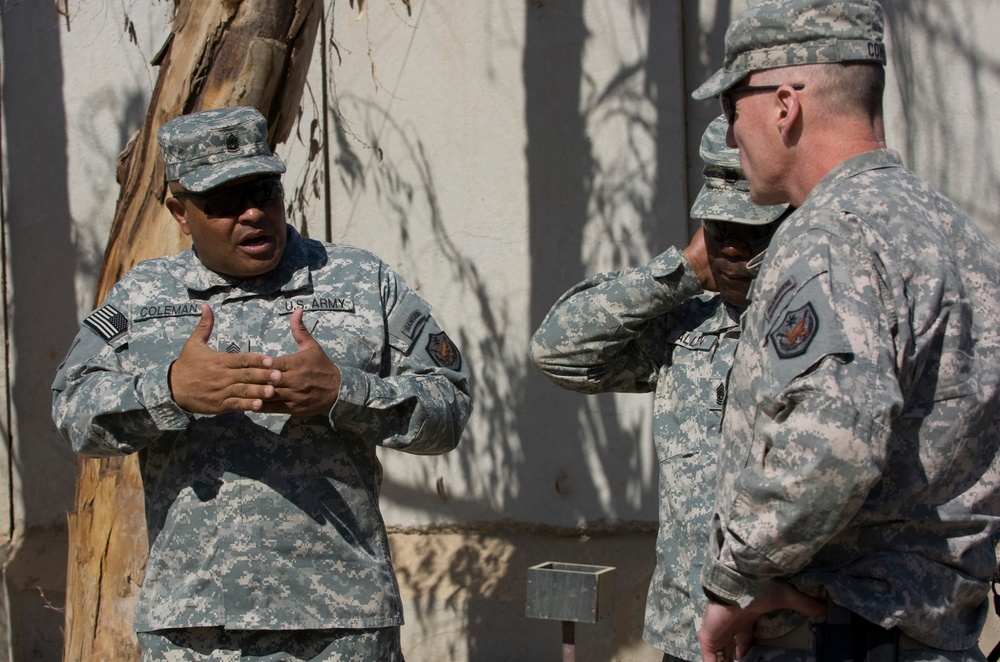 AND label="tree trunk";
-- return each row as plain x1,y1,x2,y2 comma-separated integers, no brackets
64,2,322,659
